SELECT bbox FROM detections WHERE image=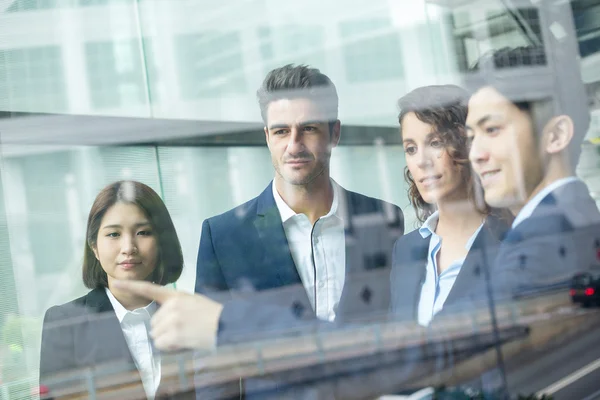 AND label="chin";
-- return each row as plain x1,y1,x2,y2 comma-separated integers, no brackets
420,188,443,205
119,271,146,281
485,191,513,209
285,173,315,186
284,177,308,186
483,193,501,208
420,194,436,205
